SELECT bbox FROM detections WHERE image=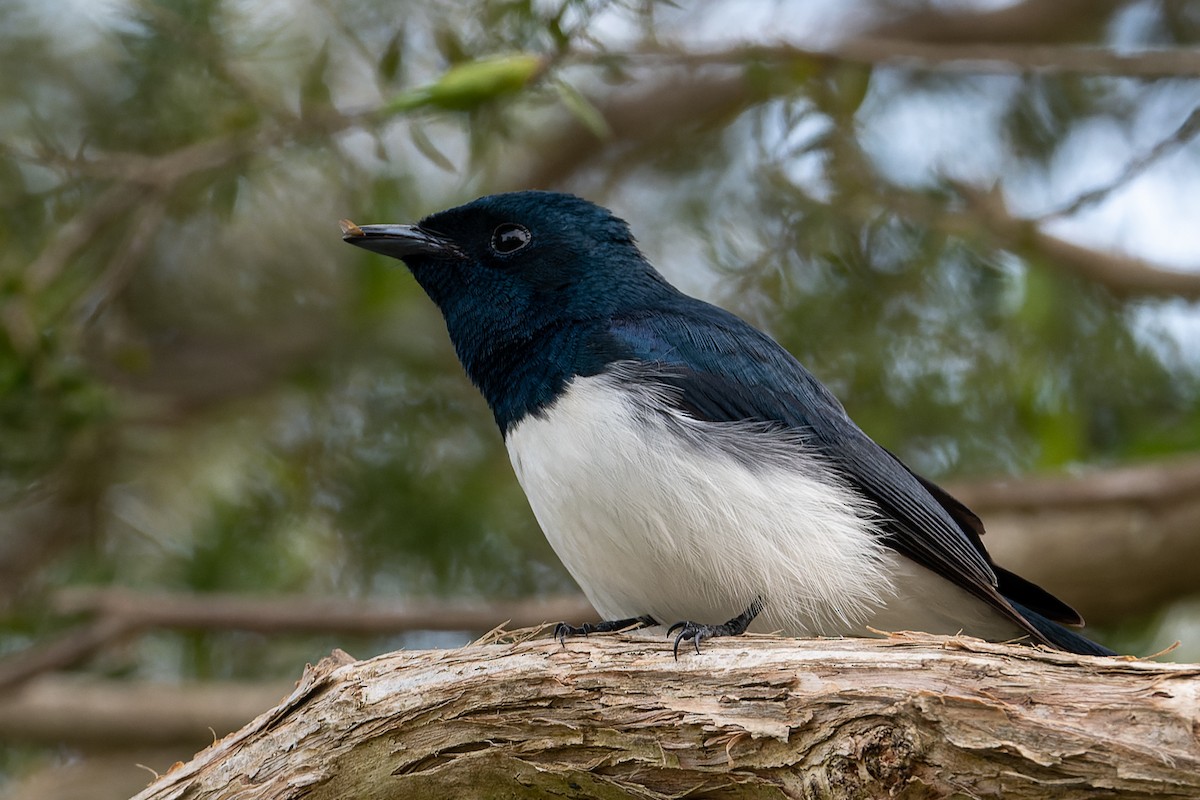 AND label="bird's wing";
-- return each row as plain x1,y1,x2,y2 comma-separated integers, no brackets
603,306,1006,605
